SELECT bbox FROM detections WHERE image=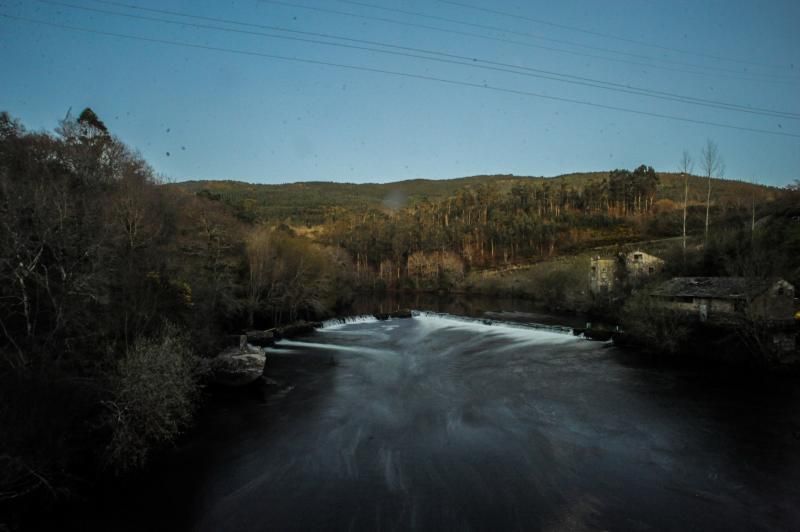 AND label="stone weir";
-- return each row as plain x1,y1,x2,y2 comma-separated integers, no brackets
210,312,413,387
